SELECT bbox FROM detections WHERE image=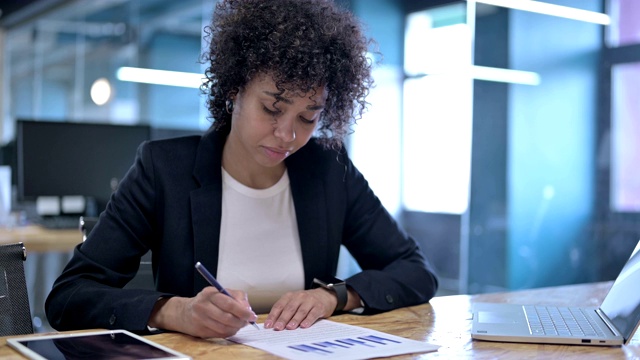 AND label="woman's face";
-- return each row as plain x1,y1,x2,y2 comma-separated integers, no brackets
226,73,327,169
